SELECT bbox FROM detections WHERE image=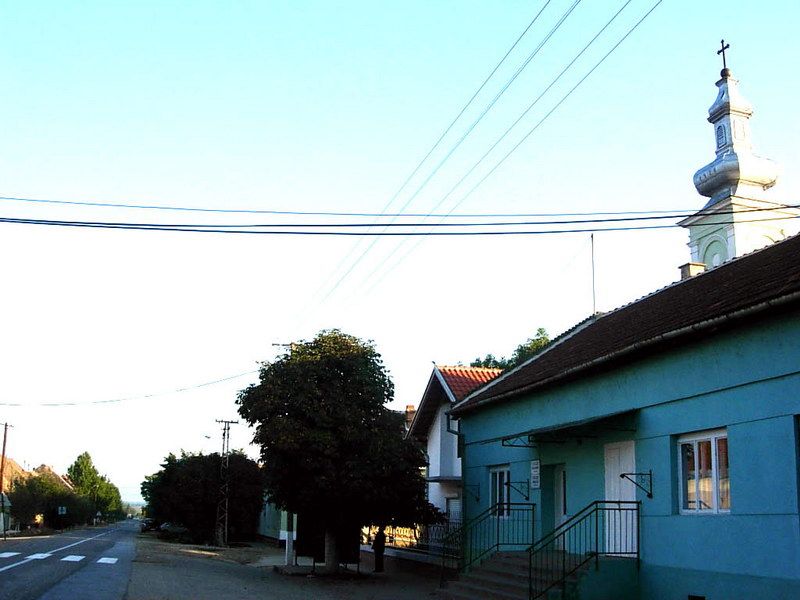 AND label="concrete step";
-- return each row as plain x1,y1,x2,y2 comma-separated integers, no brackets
461,570,529,597
444,579,528,600
442,551,594,600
